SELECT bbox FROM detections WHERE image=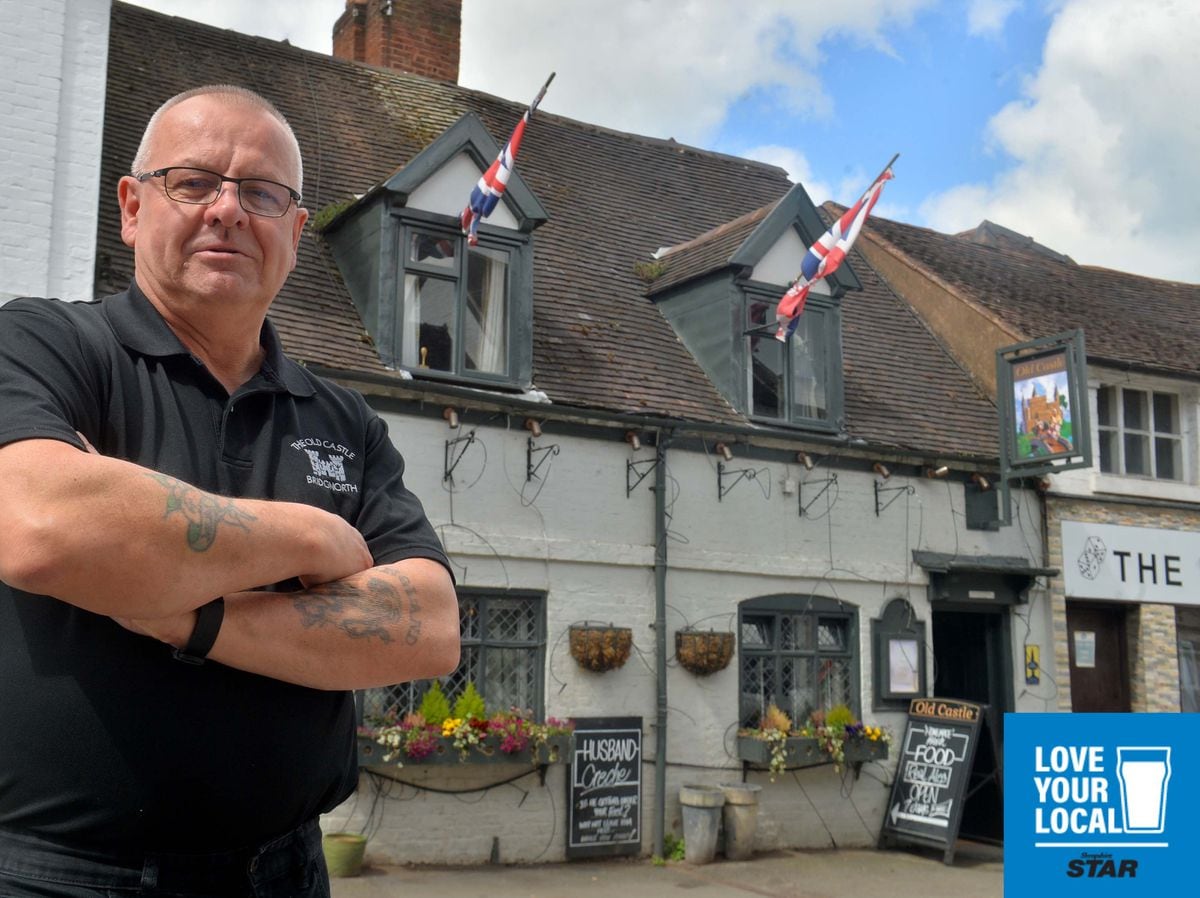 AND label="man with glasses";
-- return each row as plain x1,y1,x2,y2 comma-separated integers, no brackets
0,85,459,895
